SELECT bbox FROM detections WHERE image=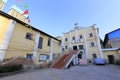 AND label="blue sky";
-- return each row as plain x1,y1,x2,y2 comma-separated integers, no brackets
3,0,120,40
